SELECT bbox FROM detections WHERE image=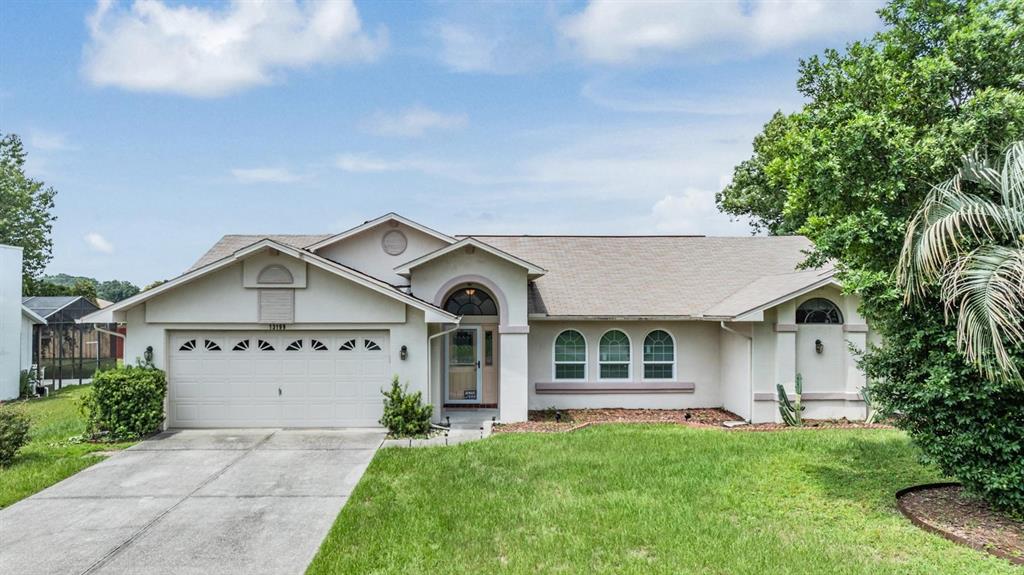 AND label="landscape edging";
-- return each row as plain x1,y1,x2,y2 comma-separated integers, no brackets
895,482,1024,566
